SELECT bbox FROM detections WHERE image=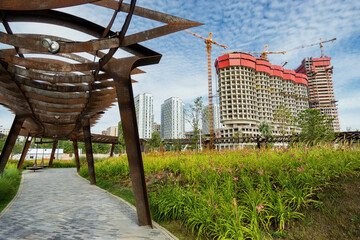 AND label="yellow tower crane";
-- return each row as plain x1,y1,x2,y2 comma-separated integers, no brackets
184,29,227,148
285,38,336,57
246,44,286,60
